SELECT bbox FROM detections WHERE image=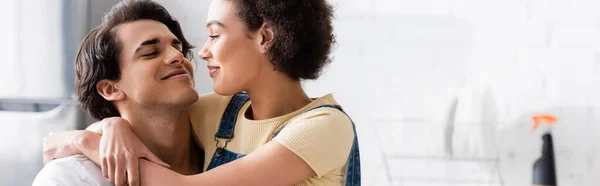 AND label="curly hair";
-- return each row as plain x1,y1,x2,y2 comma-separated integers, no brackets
233,0,335,80
76,0,194,120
